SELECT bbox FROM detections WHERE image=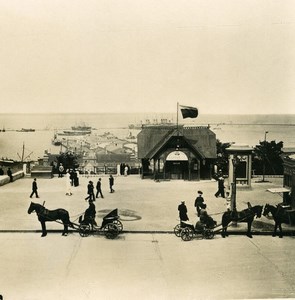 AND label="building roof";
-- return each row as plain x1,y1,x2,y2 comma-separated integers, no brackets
137,125,216,159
